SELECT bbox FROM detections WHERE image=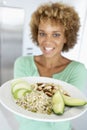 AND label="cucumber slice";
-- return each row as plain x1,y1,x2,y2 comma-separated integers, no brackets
52,91,65,114
11,79,24,86
13,88,30,99
11,79,32,93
